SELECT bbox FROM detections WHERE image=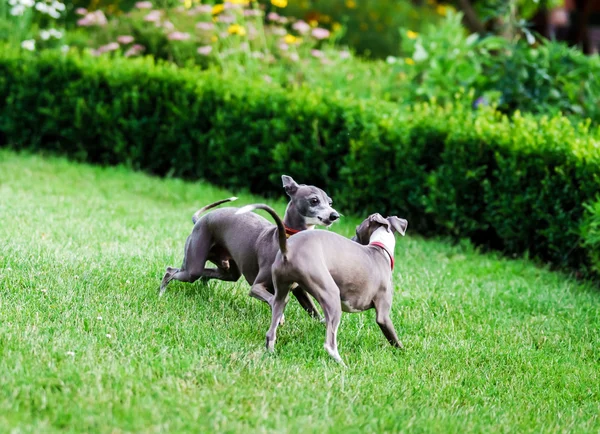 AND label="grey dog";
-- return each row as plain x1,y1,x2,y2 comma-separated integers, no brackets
159,176,340,319
237,204,407,365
